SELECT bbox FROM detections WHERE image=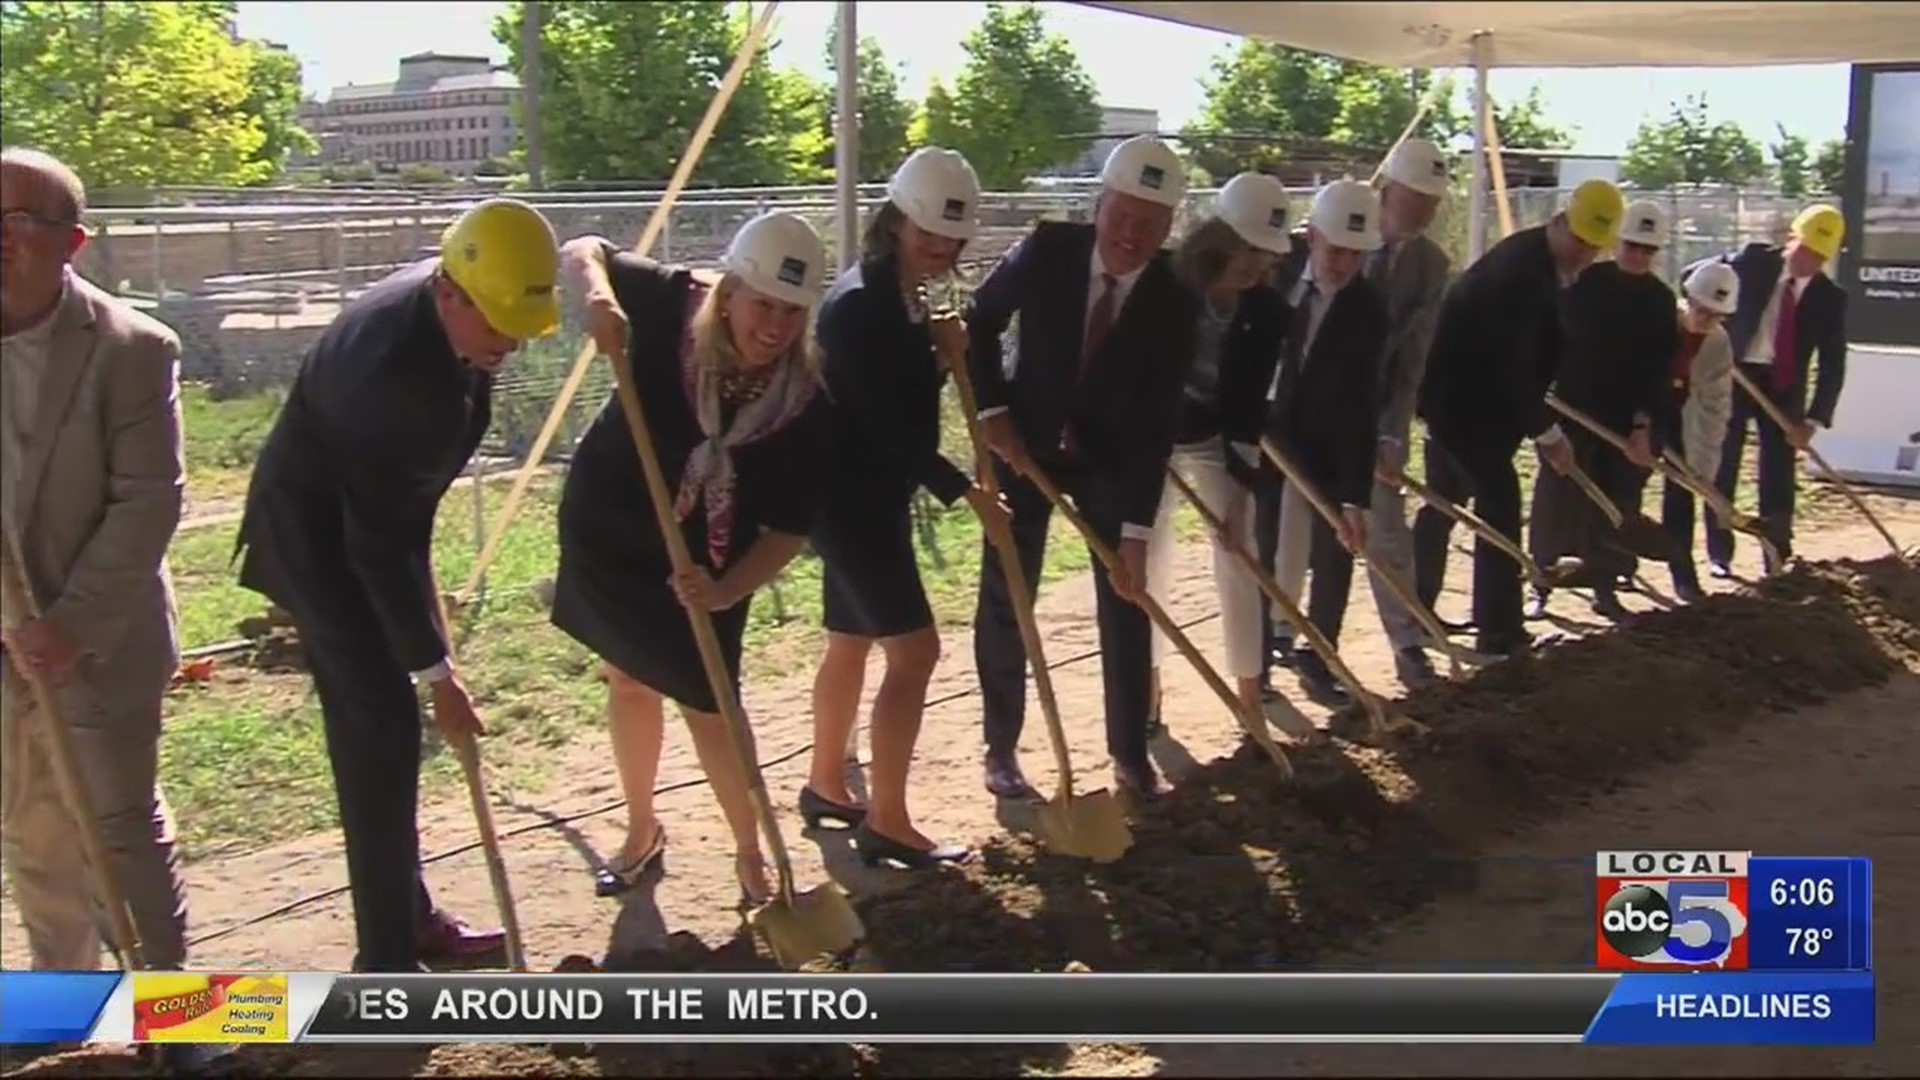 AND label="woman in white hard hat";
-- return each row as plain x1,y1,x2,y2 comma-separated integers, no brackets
1659,261,1740,601
801,148,1010,868
552,211,832,904
1526,197,1678,620
1142,171,1293,739
1260,178,1389,707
